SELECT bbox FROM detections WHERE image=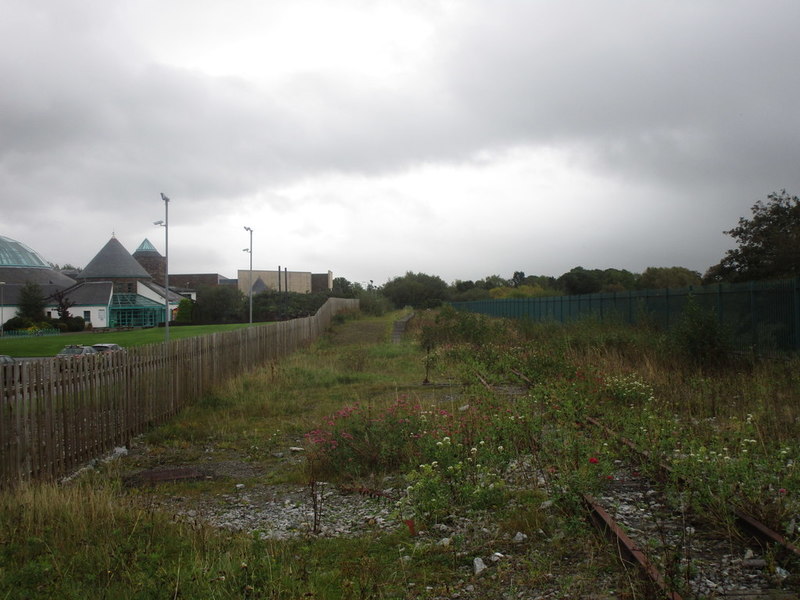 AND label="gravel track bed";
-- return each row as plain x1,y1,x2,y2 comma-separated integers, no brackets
594,466,798,598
